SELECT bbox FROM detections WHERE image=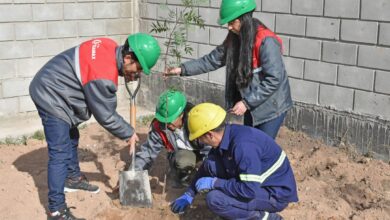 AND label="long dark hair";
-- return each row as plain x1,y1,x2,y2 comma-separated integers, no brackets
224,11,263,90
